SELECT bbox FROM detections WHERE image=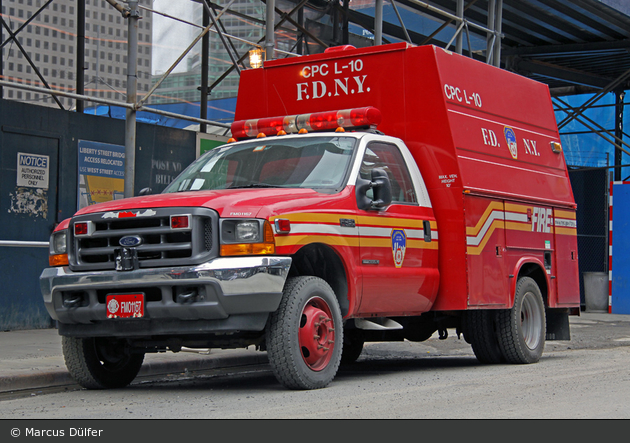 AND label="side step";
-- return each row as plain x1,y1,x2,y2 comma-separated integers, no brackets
354,318,403,330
